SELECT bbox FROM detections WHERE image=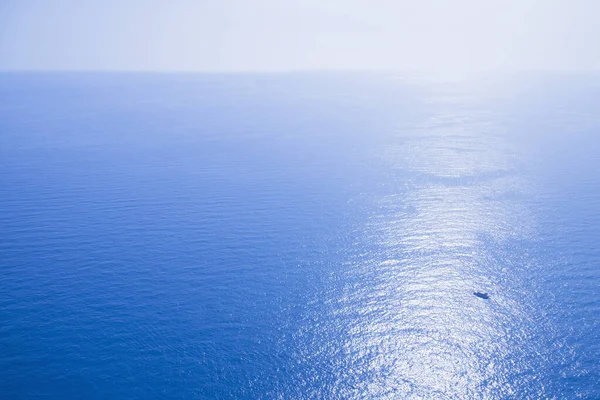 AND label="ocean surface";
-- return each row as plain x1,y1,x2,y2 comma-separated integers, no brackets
0,72,598,399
